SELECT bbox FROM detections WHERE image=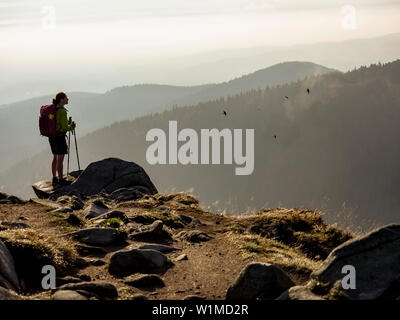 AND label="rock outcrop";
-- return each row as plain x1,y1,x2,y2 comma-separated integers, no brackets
226,262,294,300
0,240,20,292
310,224,400,300
1,159,398,301
32,158,158,201
68,228,127,246
108,248,170,277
